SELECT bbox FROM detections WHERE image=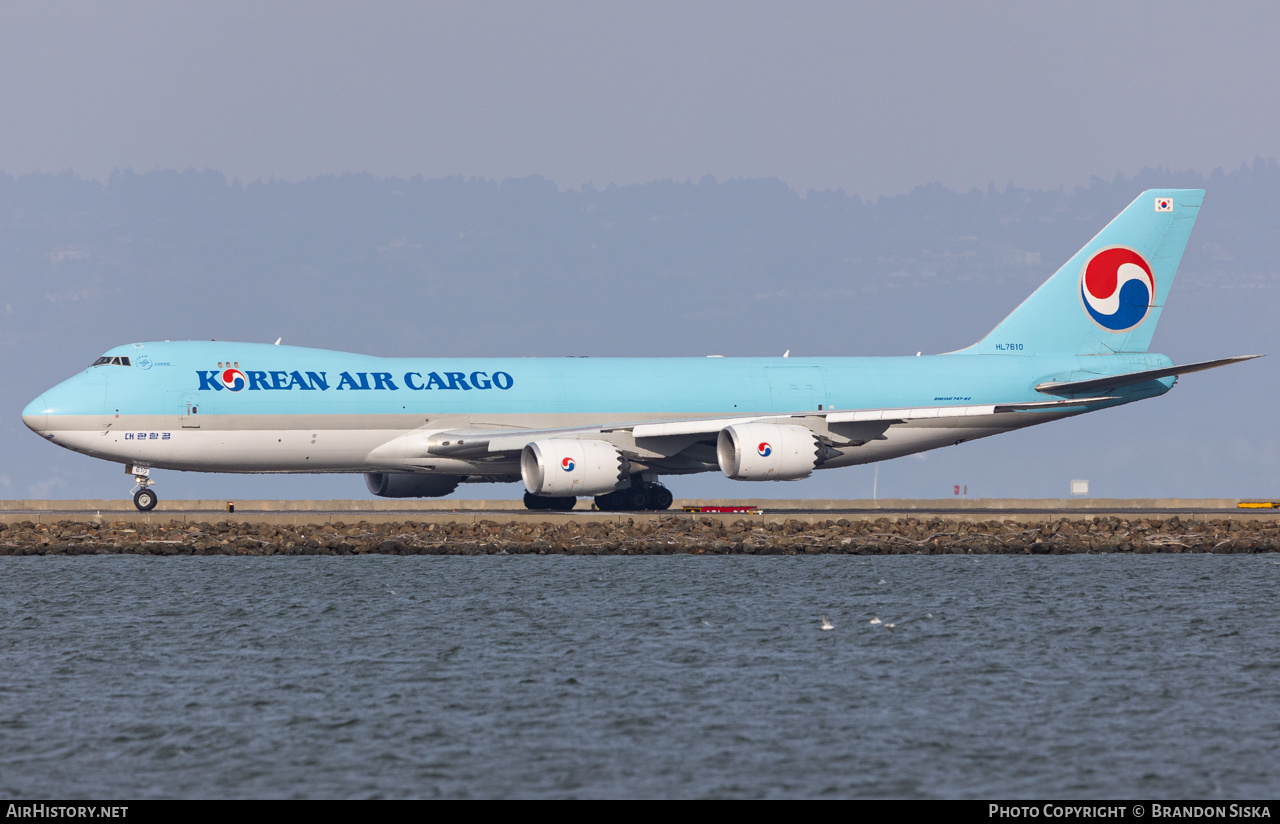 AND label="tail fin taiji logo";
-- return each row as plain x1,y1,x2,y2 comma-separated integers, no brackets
1079,247,1154,332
